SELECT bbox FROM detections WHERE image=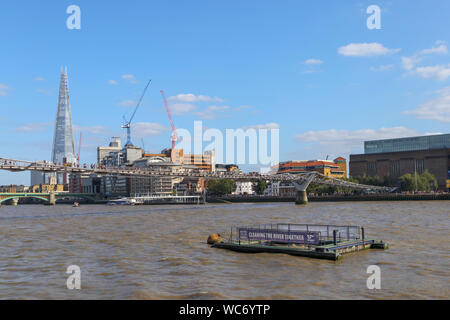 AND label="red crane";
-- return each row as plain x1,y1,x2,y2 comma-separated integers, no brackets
160,90,179,149
77,132,82,165
75,132,82,193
